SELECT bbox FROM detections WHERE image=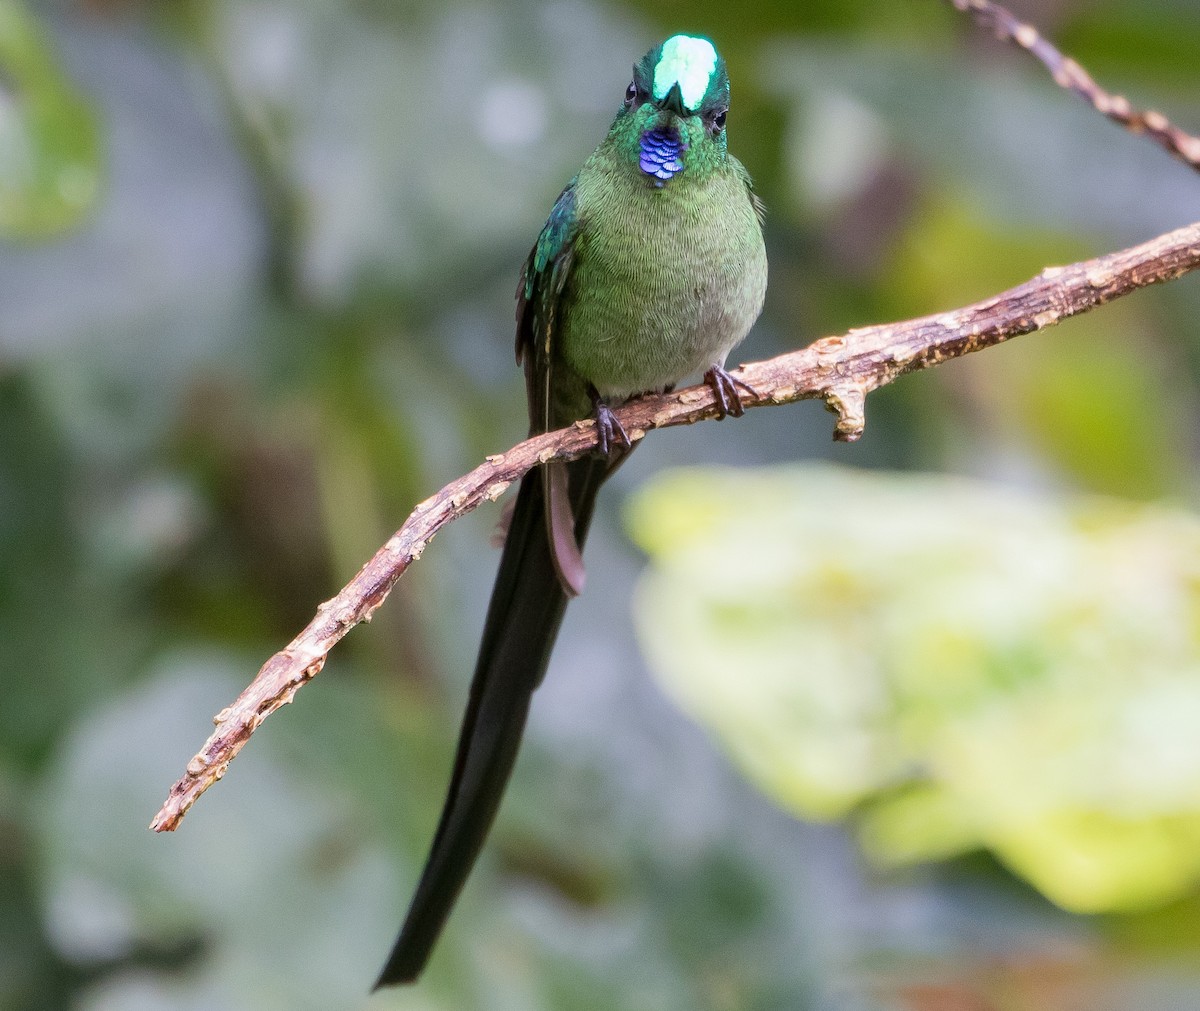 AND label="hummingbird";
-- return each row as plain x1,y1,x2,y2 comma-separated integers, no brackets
375,33,767,986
